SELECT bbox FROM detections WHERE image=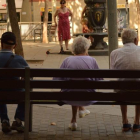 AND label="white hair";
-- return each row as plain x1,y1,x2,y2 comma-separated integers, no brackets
71,36,91,55
121,29,137,44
